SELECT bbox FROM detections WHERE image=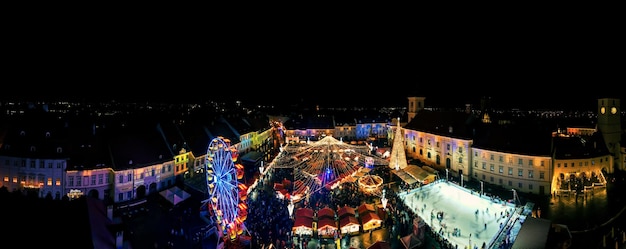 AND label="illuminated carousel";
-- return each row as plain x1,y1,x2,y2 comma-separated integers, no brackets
358,174,384,195
272,135,389,202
